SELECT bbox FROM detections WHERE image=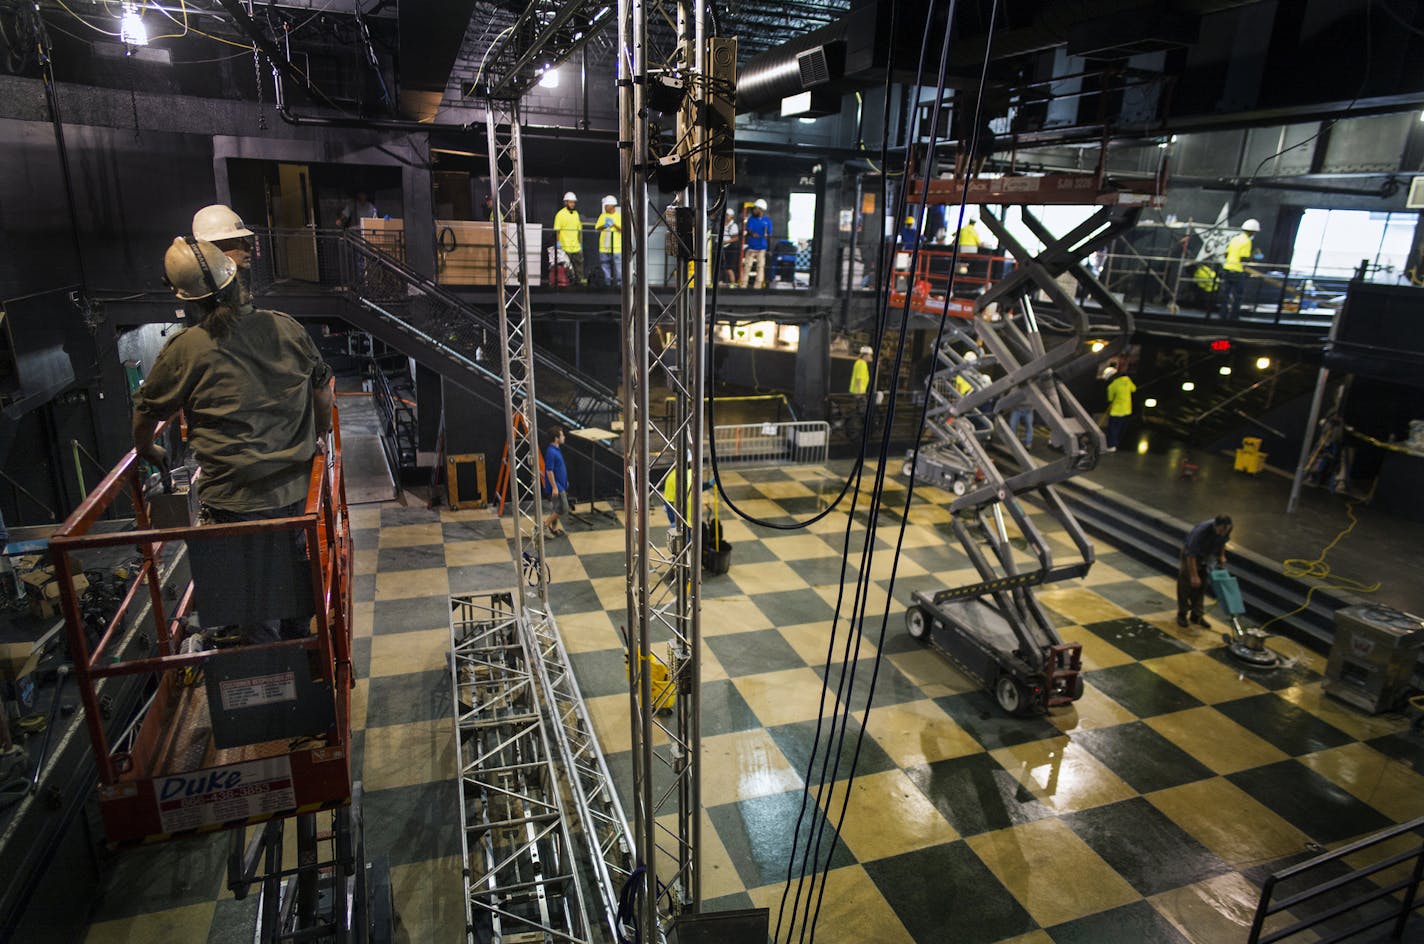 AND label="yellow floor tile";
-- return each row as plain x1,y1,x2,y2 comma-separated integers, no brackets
995,934,1055,944
1145,707,1290,775
1298,742,1424,824
1266,636,1327,675
378,522,444,548
1342,830,1424,890
814,768,959,862
1148,777,1312,868
725,498,788,522
864,698,982,767
1149,871,1314,944
362,718,455,792
547,554,589,583
1056,624,1134,671
700,644,729,682
353,548,379,576
566,528,626,554
747,865,915,944
353,601,375,638
350,677,369,730
556,610,623,654
730,560,810,595
815,583,897,621
1047,684,1137,733
732,667,838,727
1142,612,1219,651
1035,587,1132,625
990,738,1136,814
700,729,802,806
703,598,780,635
881,526,944,550
591,575,628,610
1276,683,1410,742
85,903,216,943
1142,651,1270,705
374,567,449,601
755,480,816,499
778,621,855,666
695,808,749,901
387,855,465,944
967,818,1139,927
762,534,840,561
1079,562,1136,587
886,648,979,699
905,503,954,526
348,505,382,529
369,627,450,677
584,692,640,755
